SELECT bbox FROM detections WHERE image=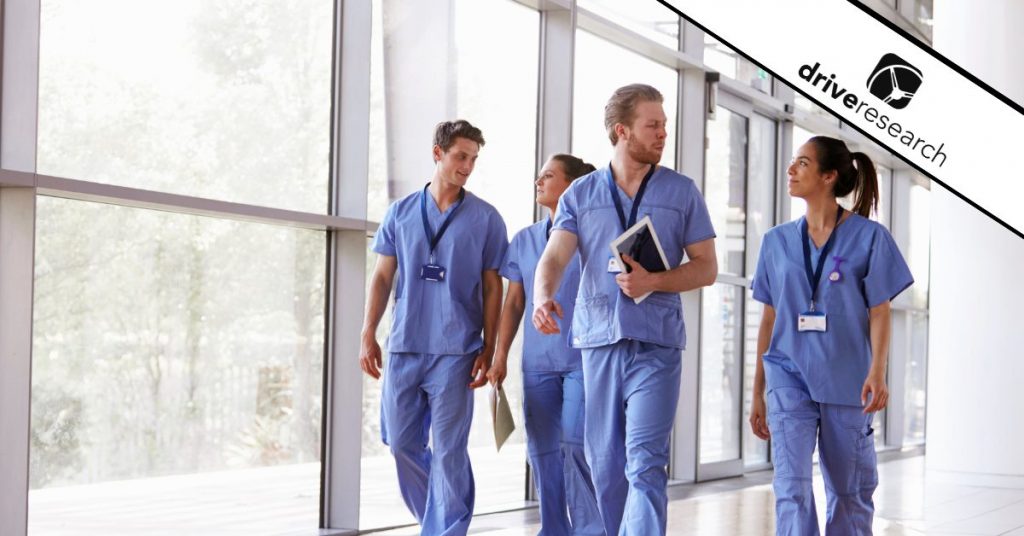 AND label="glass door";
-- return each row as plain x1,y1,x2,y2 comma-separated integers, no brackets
697,92,776,480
